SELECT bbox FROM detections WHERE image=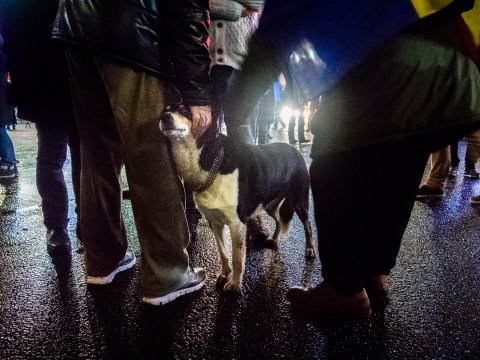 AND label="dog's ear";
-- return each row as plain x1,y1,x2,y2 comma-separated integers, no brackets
177,104,192,121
